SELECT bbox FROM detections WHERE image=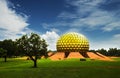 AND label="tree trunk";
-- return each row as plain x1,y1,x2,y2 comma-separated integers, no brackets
34,59,37,68
4,56,7,62
28,55,37,68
